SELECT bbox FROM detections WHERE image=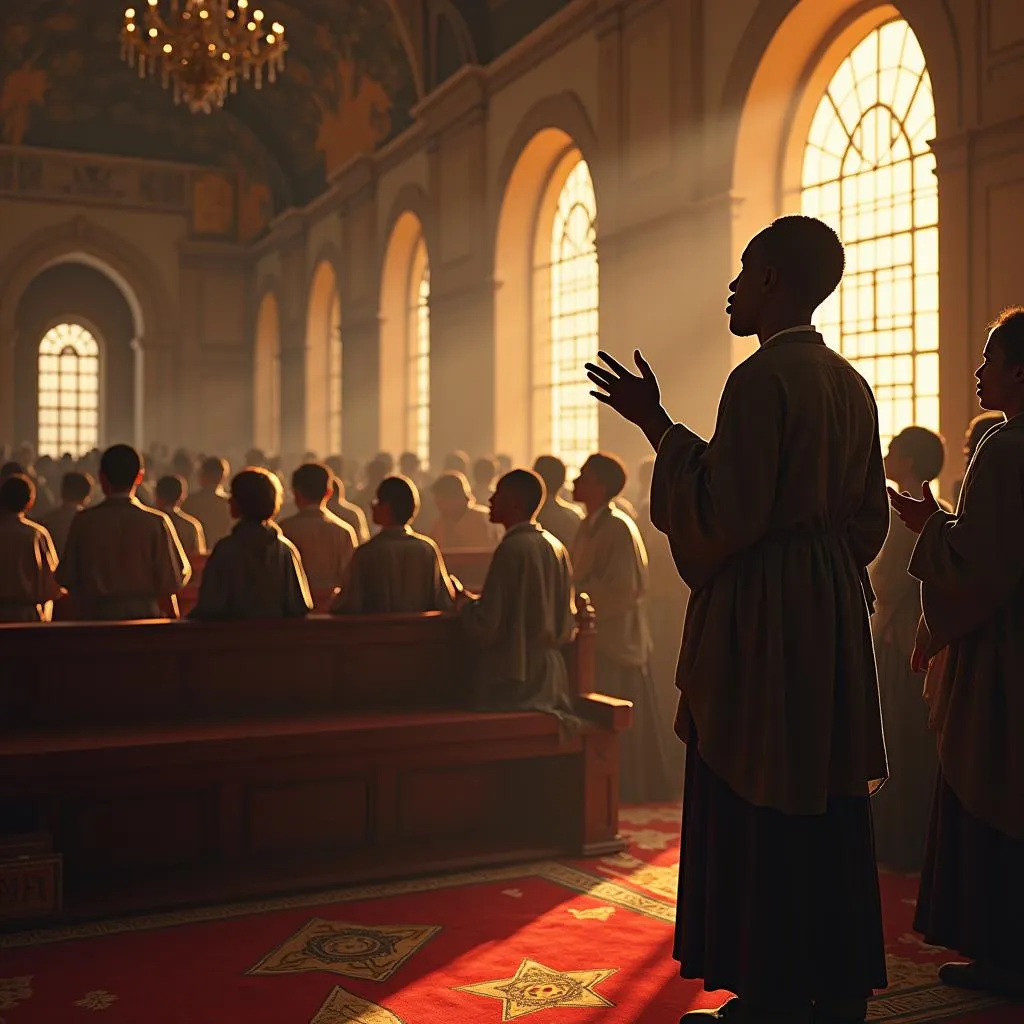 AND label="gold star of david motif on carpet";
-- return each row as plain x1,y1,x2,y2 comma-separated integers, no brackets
455,958,617,1020
310,985,405,1023
248,919,440,982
